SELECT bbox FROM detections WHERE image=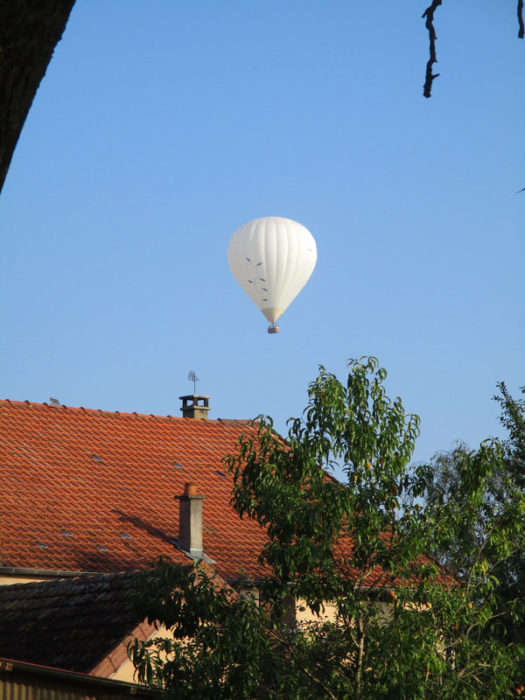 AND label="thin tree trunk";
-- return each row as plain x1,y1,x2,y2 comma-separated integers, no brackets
355,616,366,700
